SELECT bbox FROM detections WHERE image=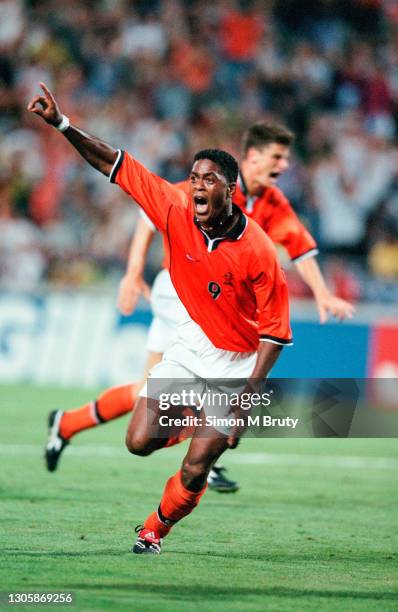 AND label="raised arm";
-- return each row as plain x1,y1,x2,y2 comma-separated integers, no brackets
28,83,188,234
27,82,117,176
117,217,155,316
